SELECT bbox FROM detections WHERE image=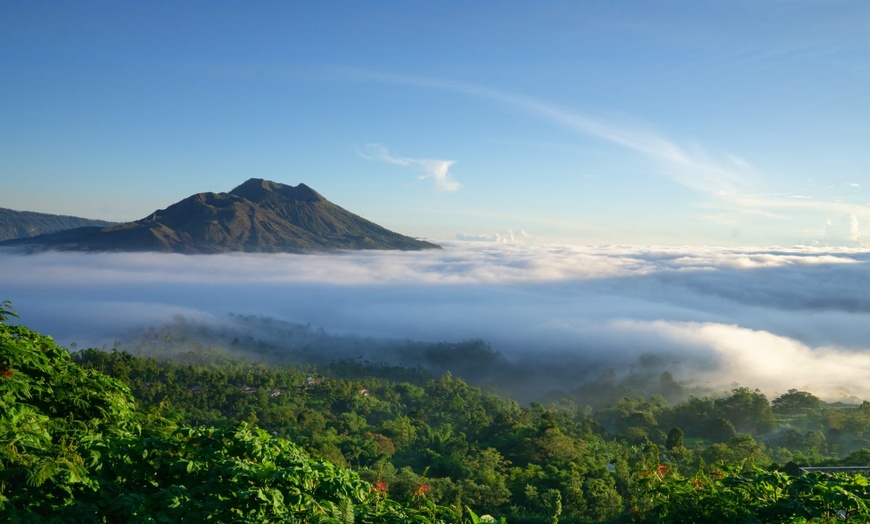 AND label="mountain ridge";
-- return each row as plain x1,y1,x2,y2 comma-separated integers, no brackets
0,207,117,242
1,179,440,253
